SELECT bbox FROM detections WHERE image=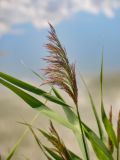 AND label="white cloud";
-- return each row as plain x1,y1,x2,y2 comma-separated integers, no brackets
0,0,120,36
